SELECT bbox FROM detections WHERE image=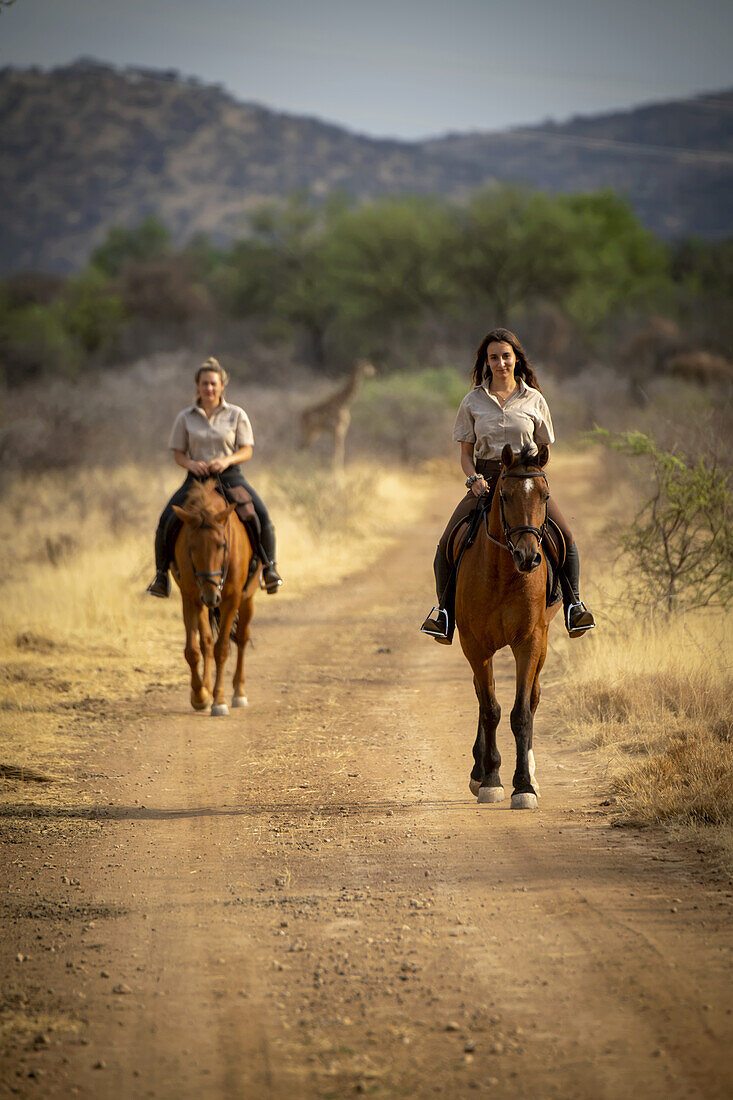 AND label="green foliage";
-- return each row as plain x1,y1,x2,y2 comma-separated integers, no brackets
90,215,171,277
0,300,80,380
455,186,582,320
592,429,733,612
671,237,733,300
62,269,126,355
560,193,670,328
